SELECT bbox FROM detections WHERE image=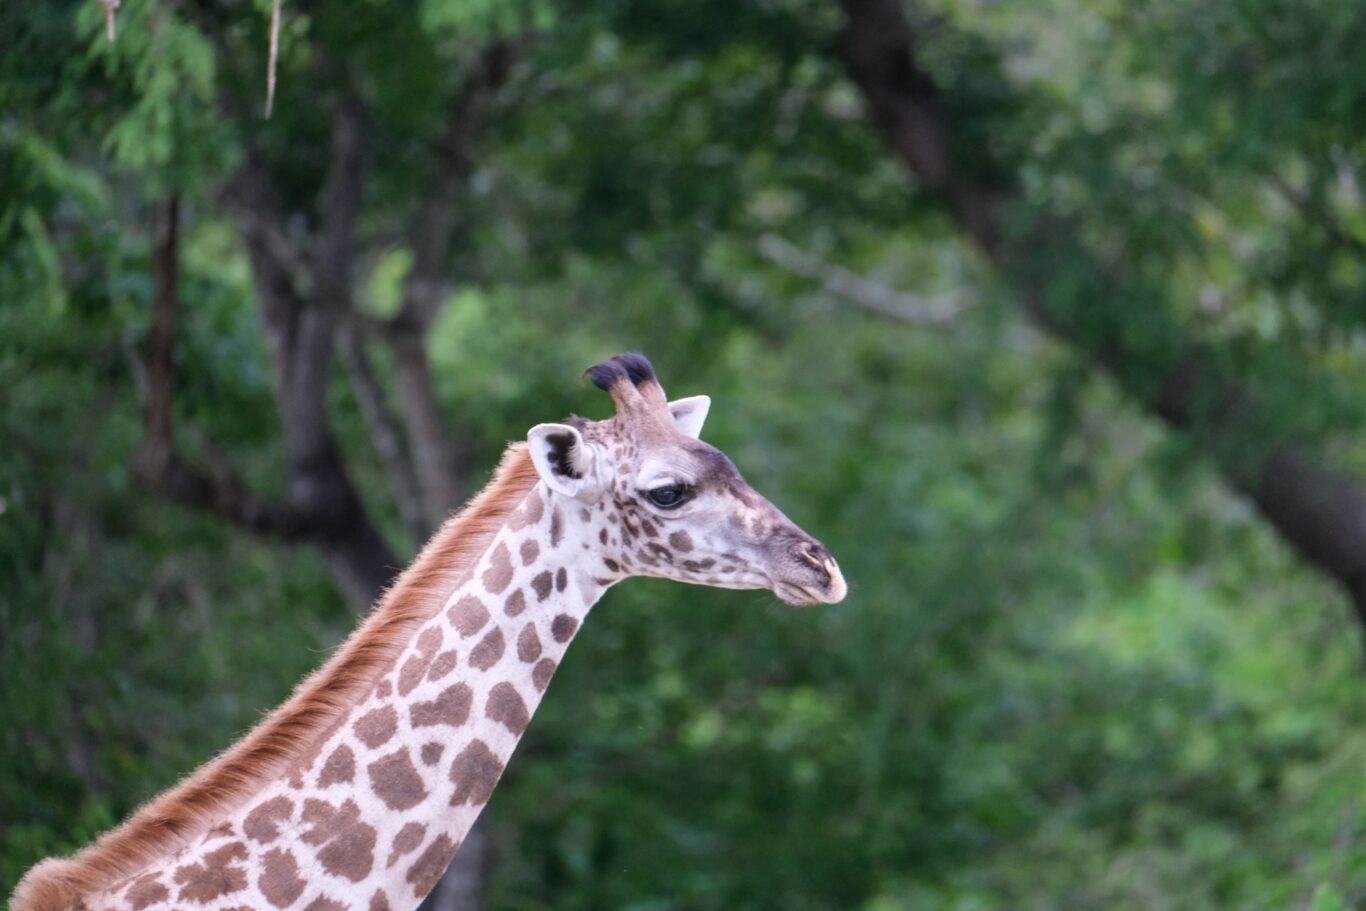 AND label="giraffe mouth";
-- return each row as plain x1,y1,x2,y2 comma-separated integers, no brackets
773,571,845,607
774,582,825,606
